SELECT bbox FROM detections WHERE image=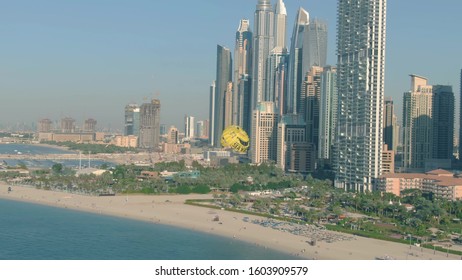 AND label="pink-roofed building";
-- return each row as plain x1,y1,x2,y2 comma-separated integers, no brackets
376,169,462,201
